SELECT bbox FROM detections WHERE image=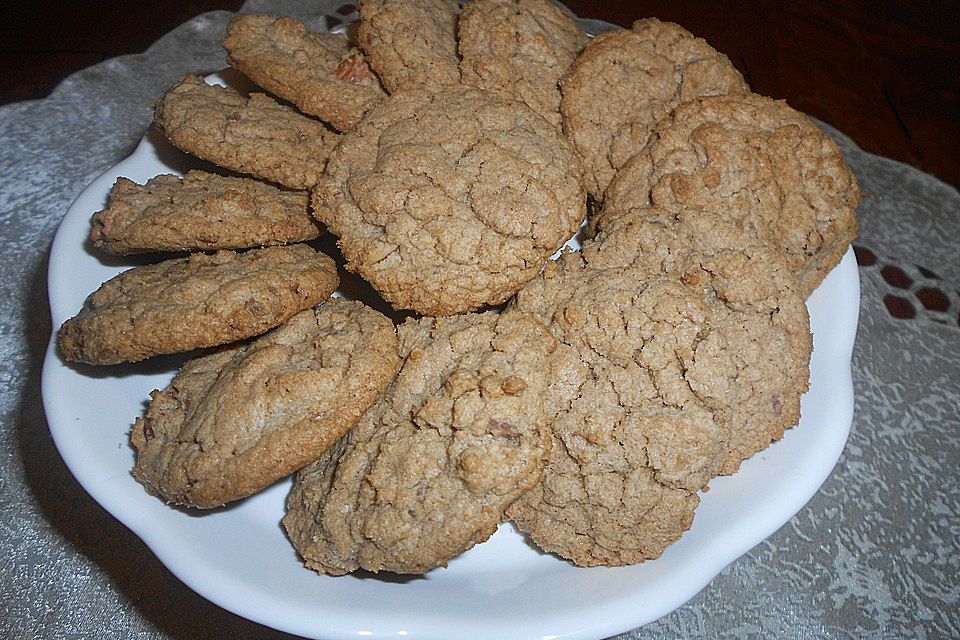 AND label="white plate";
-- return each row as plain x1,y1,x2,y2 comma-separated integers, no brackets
41,78,859,639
